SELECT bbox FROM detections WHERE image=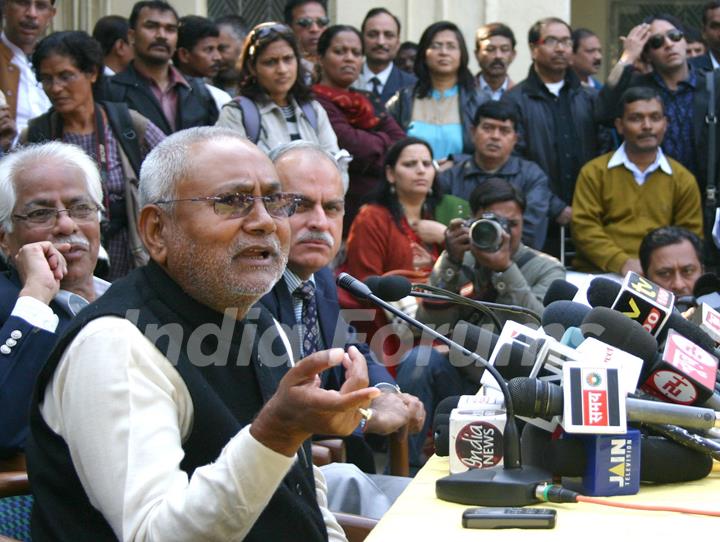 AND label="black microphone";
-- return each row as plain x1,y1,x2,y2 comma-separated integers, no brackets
580,306,720,409
364,275,411,301
694,273,720,310
364,275,503,330
521,424,713,483
364,274,542,329
541,300,591,341
580,307,659,374
337,272,552,506
508,377,720,432
543,279,579,306
587,276,718,355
